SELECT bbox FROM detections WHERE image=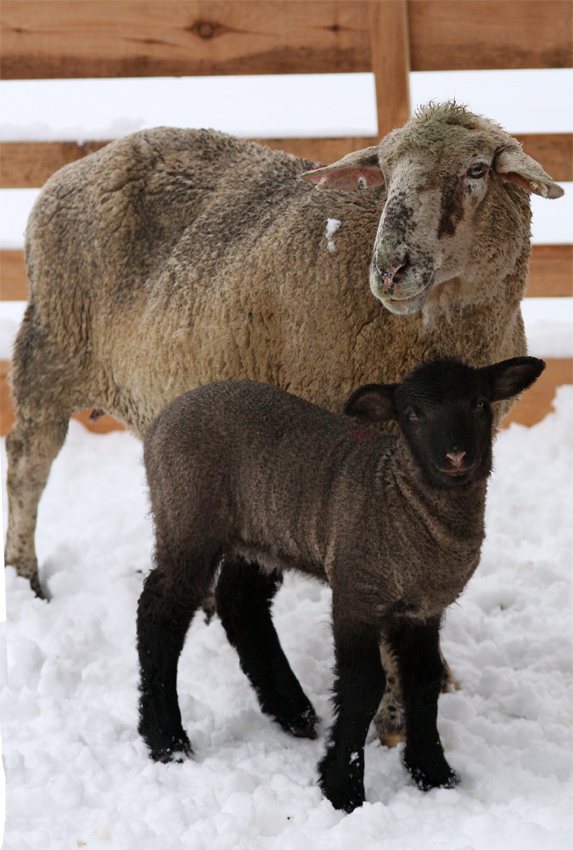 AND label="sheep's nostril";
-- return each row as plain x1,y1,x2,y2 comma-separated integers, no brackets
392,262,408,284
378,261,408,293
446,451,466,469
